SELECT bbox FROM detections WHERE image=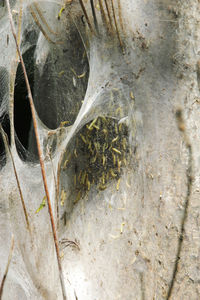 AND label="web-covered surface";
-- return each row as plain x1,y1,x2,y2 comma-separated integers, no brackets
0,1,136,298
0,0,200,299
